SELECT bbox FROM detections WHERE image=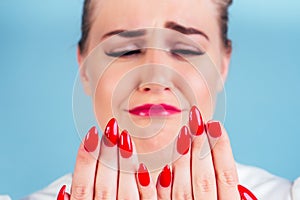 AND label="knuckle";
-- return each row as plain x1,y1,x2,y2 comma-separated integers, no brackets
195,173,216,193
118,198,136,200
173,188,193,200
218,168,238,187
72,185,92,200
94,190,114,200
